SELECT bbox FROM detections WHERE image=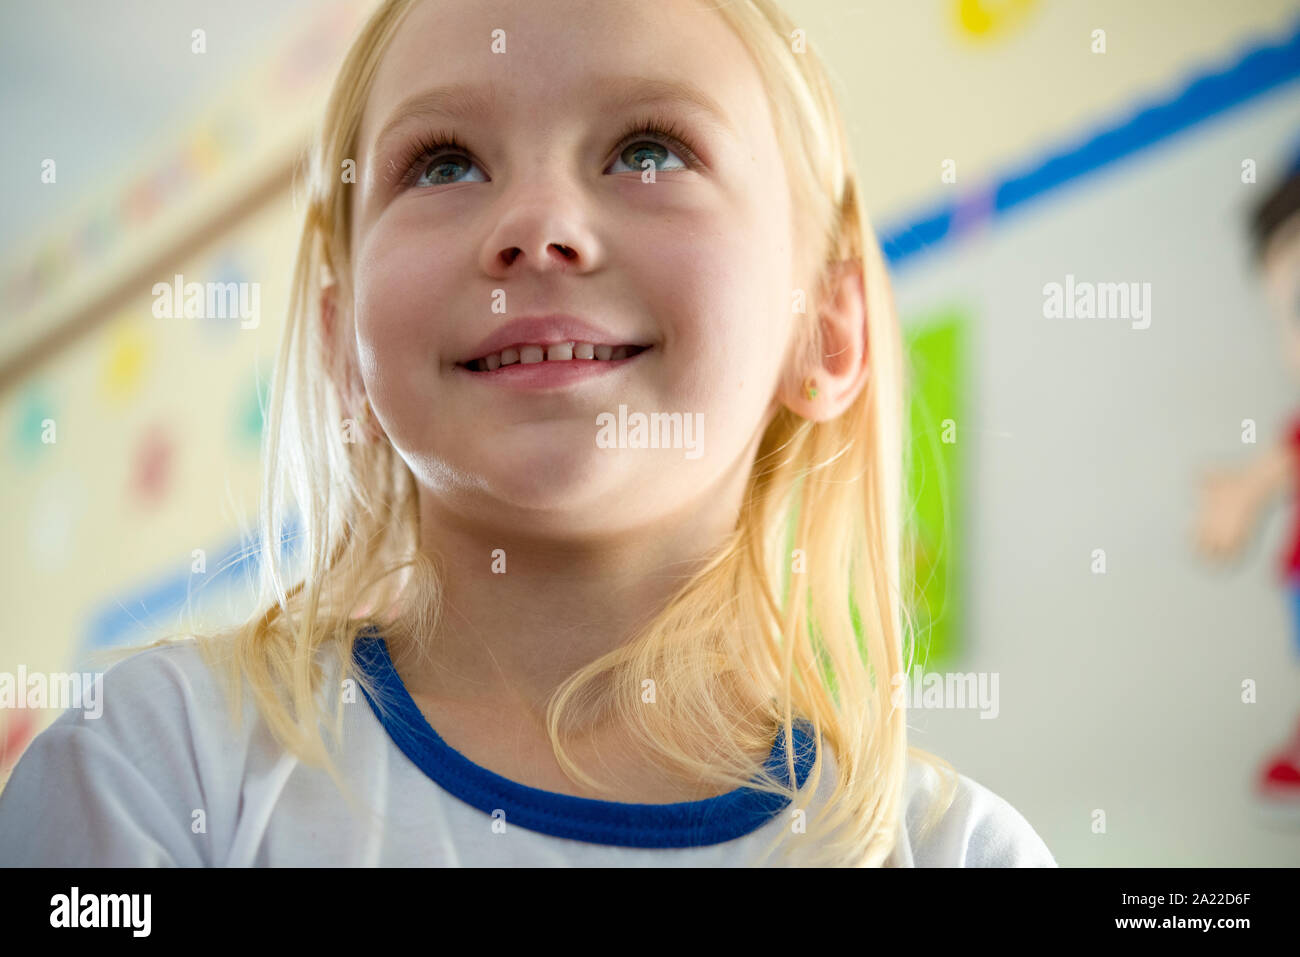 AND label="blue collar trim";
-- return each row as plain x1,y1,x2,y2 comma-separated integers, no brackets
352,630,816,848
